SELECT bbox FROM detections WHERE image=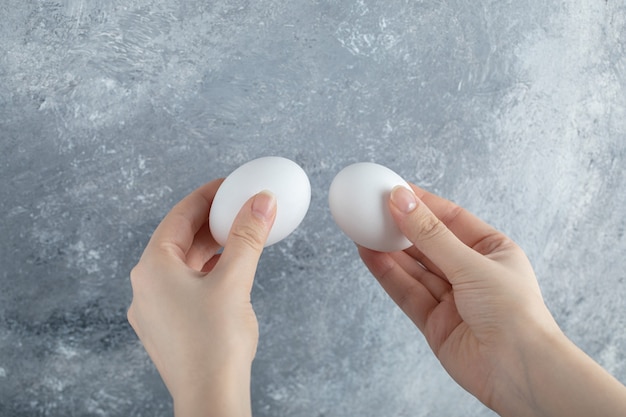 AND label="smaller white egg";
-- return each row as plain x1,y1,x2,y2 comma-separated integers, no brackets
209,156,311,247
329,162,413,252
